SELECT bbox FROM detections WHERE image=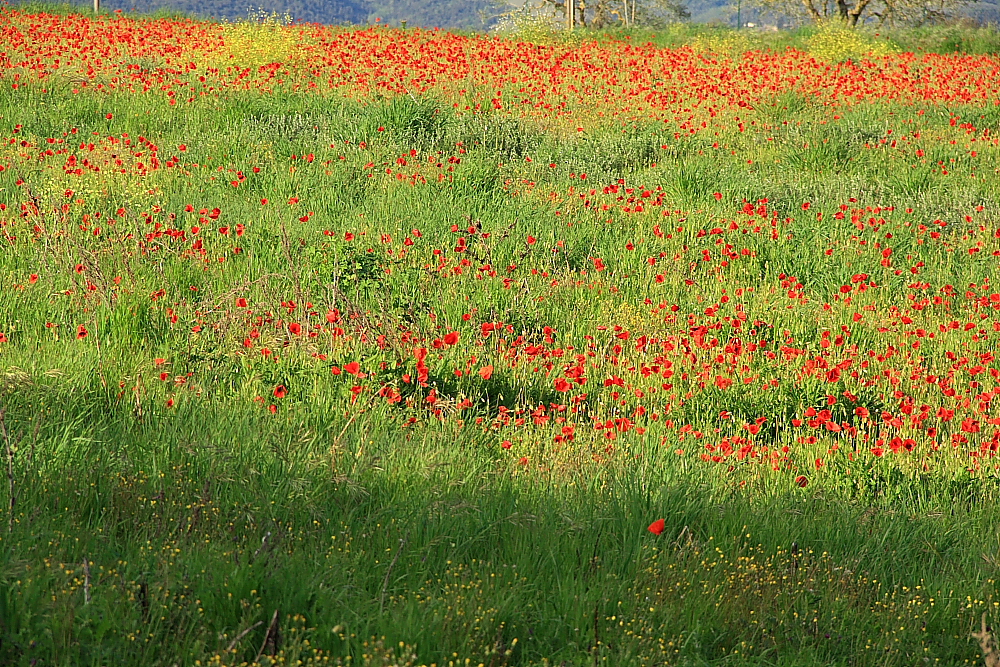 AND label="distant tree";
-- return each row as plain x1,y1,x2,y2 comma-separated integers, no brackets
367,0,505,28
751,0,974,26
528,0,688,29
91,0,369,25
632,0,691,26
30,0,688,29
871,0,976,25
